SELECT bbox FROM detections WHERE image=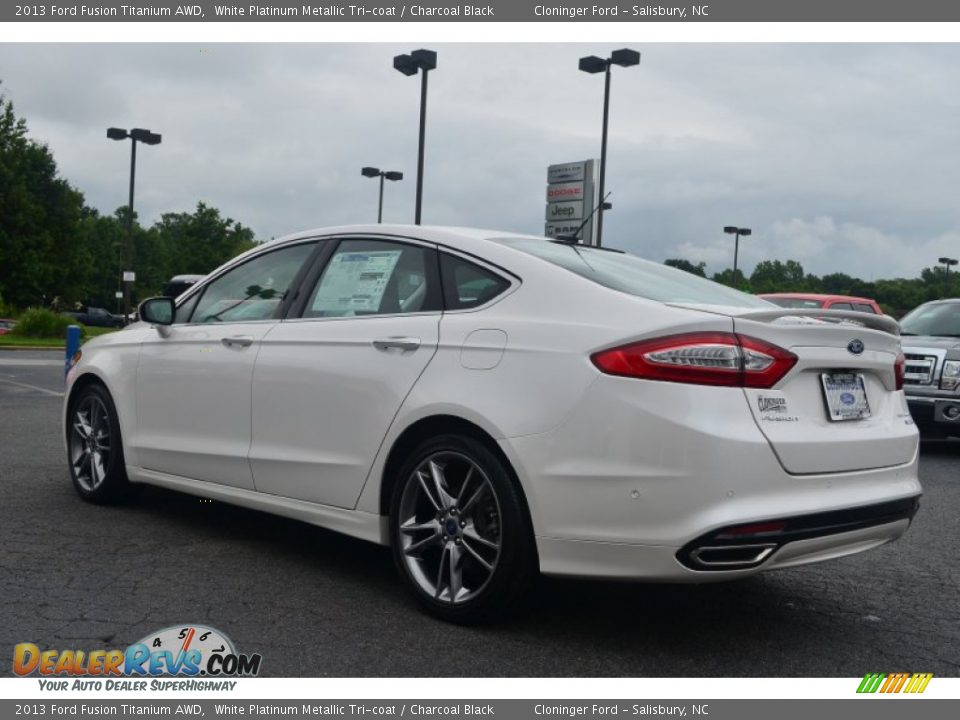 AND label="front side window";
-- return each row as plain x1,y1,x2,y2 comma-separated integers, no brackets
189,242,315,324
829,302,854,311
303,239,440,318
854,303,876,314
